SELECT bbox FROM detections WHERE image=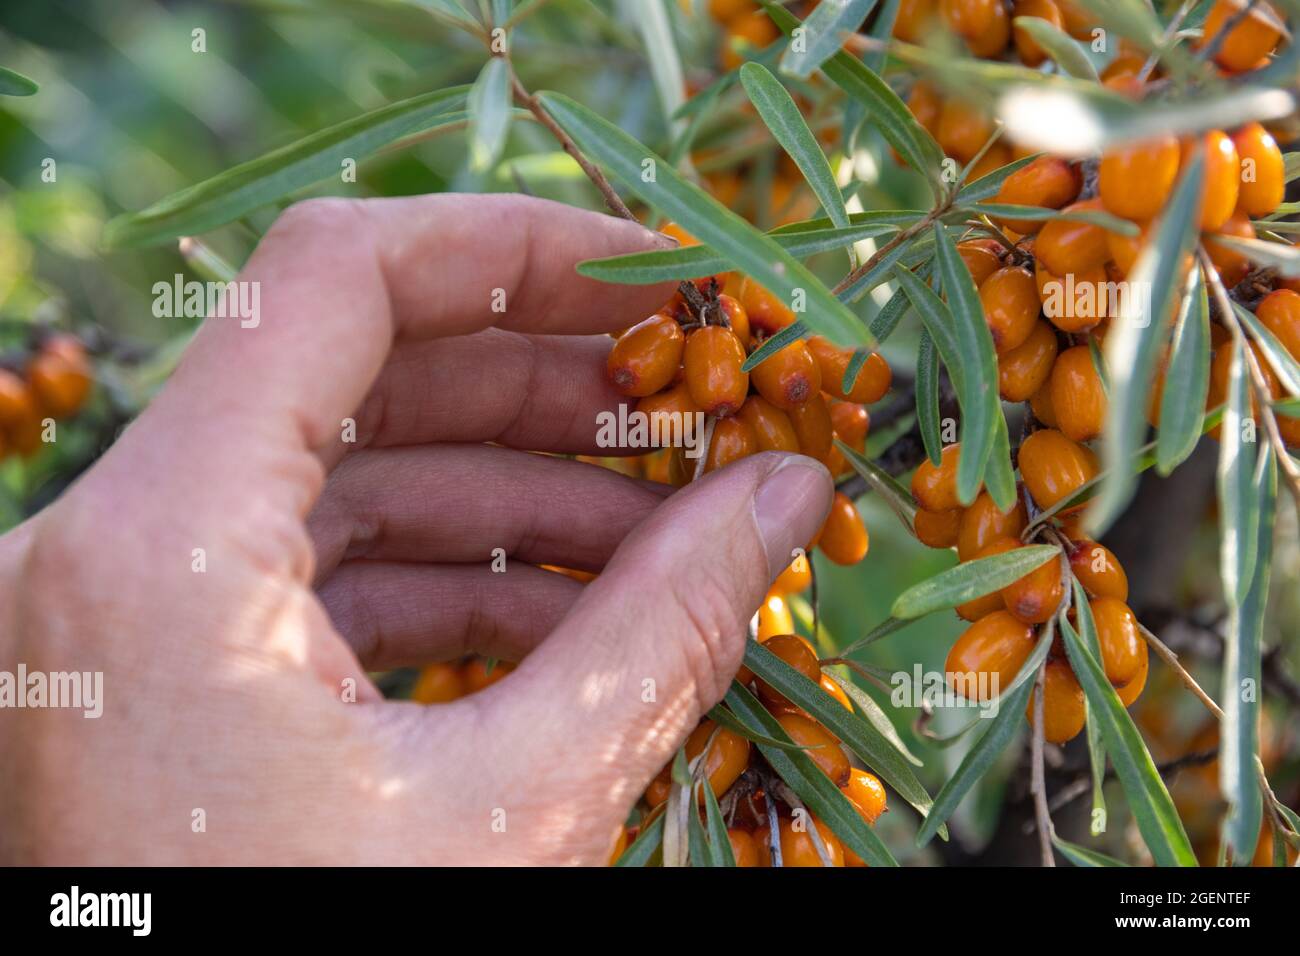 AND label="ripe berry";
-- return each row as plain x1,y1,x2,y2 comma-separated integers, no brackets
776,713,851,786
1026,659,1086,743
757,633,822,710
1098,135,1181,222
637,382,702,443
607,314,686,397
957,491,1027,561
1012,0,1065,66
718,293,751,346
937,97,995,164
1049,344,1108,443
1198,0,1282,72
411,662,464,704
1185,130,1241,232
0,369,38,428
958,238,1003,286
751,339,821,409
721,11,780,71
994,156,1082,231
980,265,1041,353
1068,539,1129,601
727,827,761,867
684,325,749,416
1017,427,1100,510
907,80,943,140
762,816,845,867
818,492,869,565
828,400,870,451
1001,546,1064,624
911,443,966,512
894,0,937,42
820,673,854,711
738,395,800,453
956,538,1017,620
999,319,1059,401
771,556,812,595
787,391,834,460
27,339,92,419
967,144,1010,183
808,337,891,403
1116,649,1148,707
844,768,887,824
1057,0,1095,37
738,276,796,337
757,592,796,642
915,507,962,548
940,0,1011,57
1256,289,1300,361
946,609,1037,702
1204,210,1256,287
1090,596,1145,686
686,719,753,798
708,0,757,26
1035,198,1111,276
704,416,759,472
1231,122,1285,217
1029,381,1058,427
462,658,515,693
